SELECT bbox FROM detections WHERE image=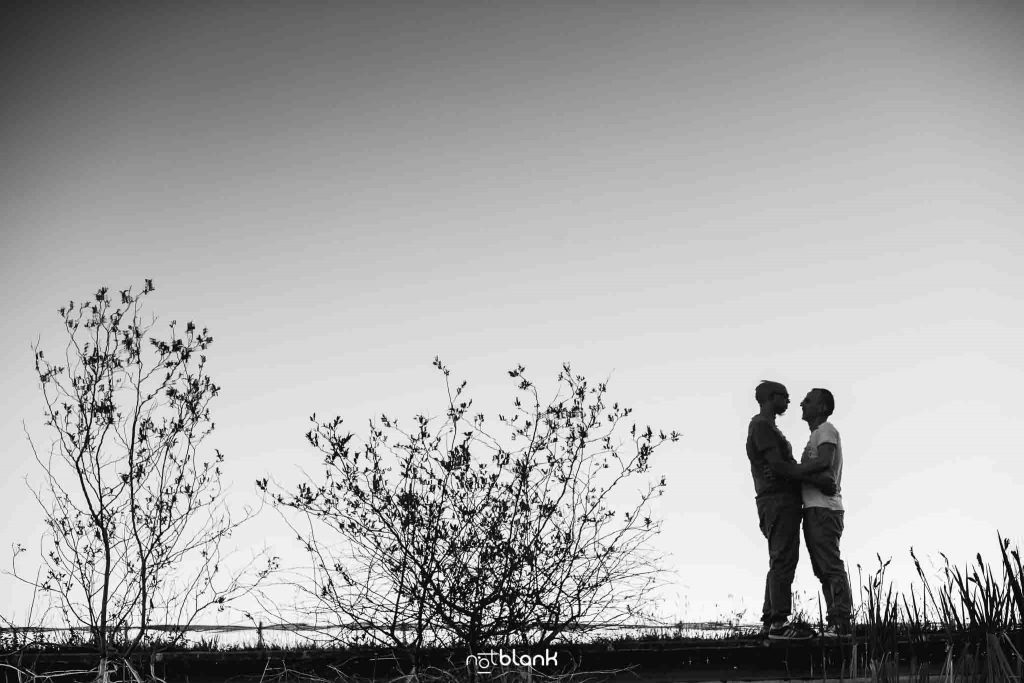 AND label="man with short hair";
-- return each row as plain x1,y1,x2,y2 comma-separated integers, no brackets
799,387,853,638
746,380,835,640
